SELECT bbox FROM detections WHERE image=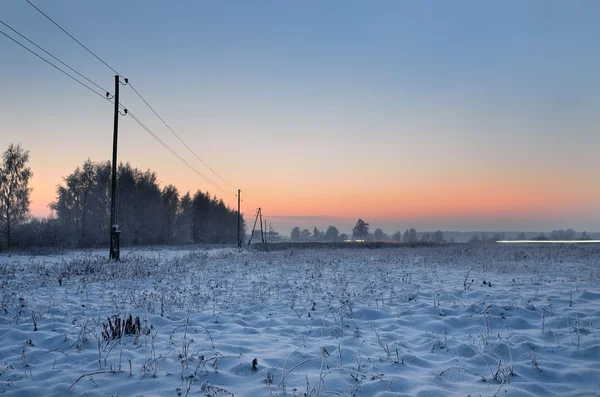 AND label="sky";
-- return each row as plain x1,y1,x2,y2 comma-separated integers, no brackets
1,0,600,235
